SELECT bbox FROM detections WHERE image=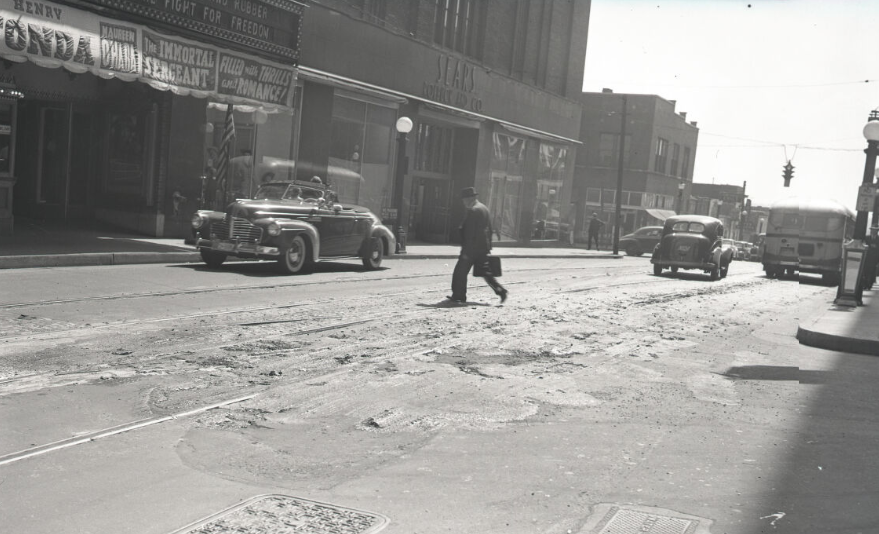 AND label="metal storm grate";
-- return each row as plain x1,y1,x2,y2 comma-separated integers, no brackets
169,494,389,534
585,504,711,534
